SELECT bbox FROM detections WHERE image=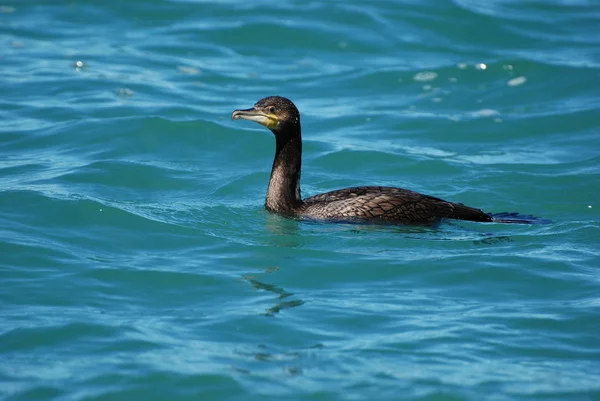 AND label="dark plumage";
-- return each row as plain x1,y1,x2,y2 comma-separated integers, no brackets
232,96,542,225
